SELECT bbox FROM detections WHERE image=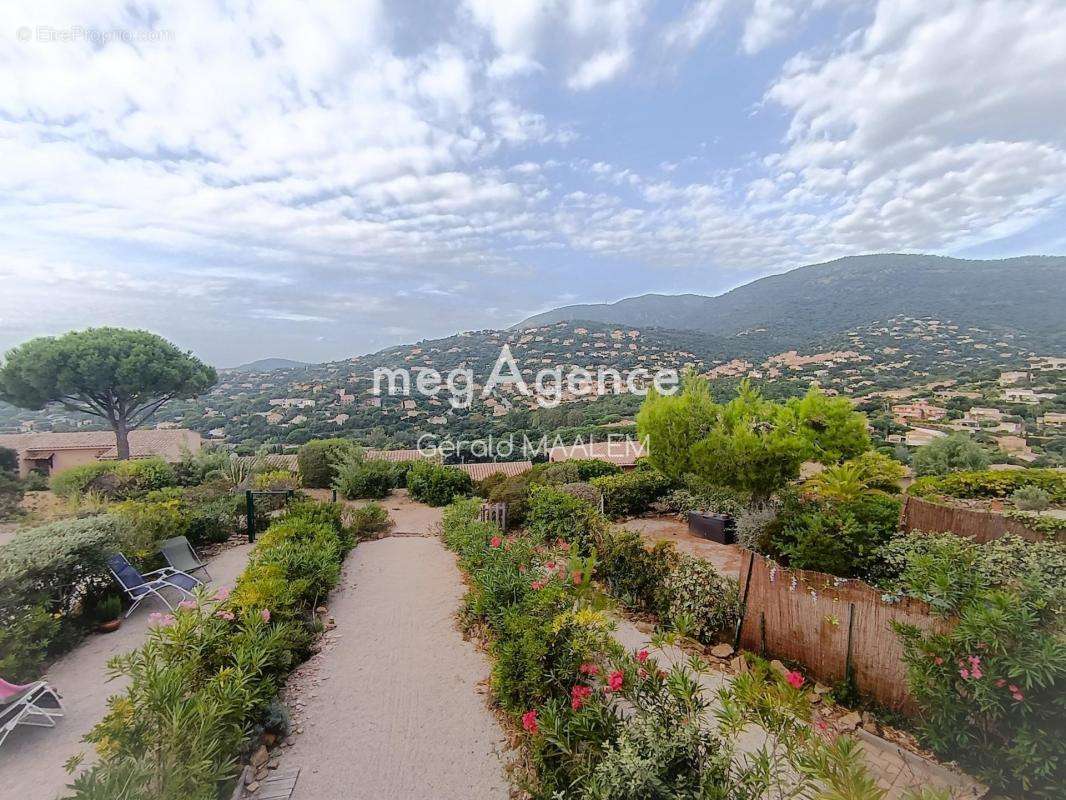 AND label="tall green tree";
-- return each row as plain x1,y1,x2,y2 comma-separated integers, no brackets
912,433,991,476
0,328,217,460
636,370,717,480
